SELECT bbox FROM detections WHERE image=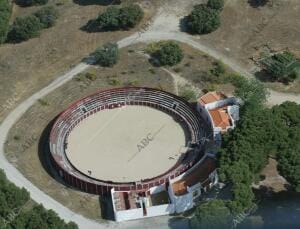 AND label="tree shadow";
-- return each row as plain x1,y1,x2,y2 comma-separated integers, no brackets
254,69,276,83
179,16,190,33
255,70,292,85
38,115,75,189
168,216,191,229
247,0,269,8
80,19,101,33
99,195,115,220
73,0,120,6
14,0,34,7
249,185,300,229
80,19,125,34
